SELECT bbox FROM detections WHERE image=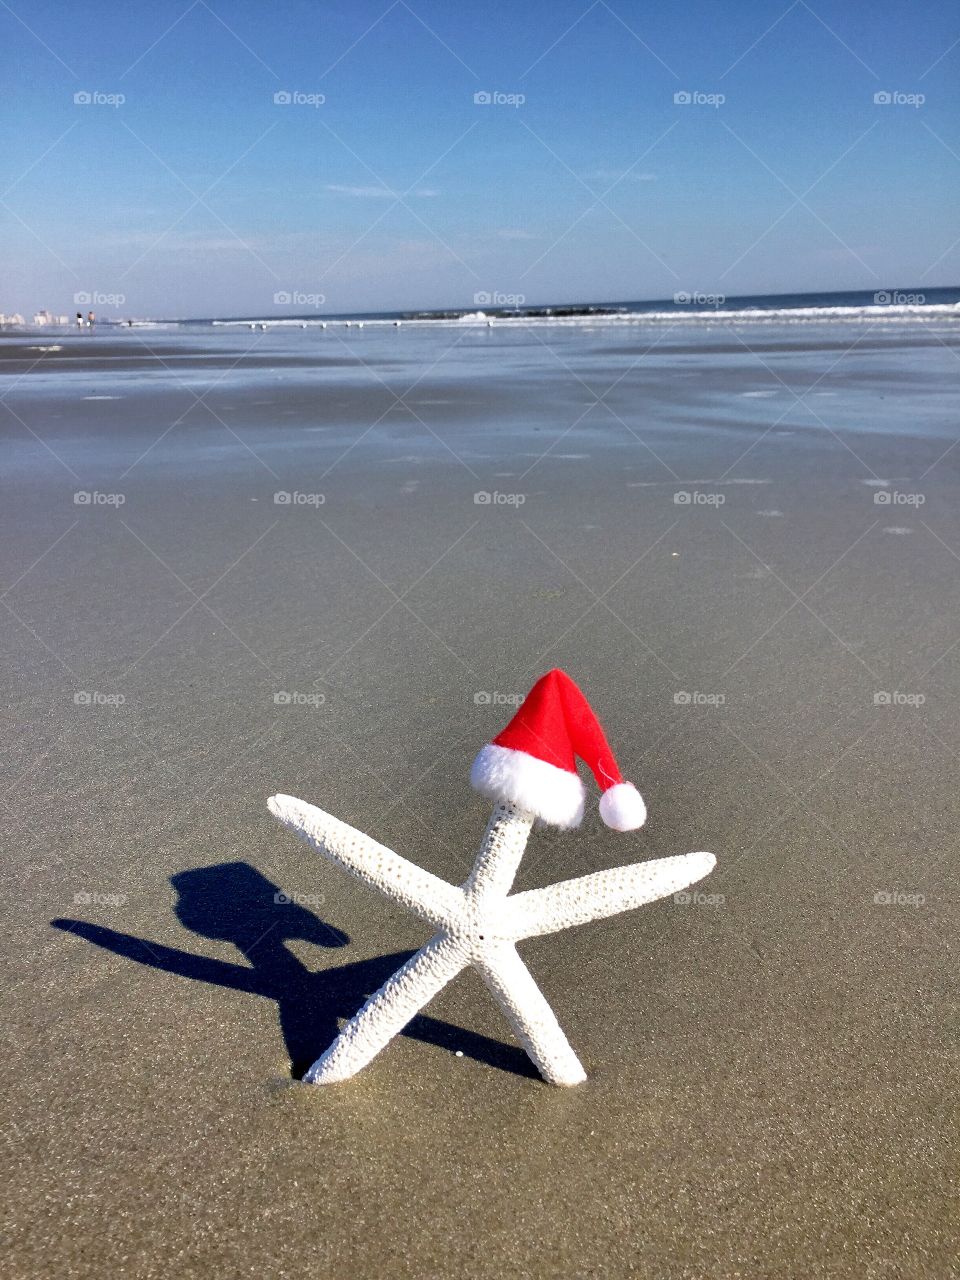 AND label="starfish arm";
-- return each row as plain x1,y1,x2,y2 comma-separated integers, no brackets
505,852,717,939
268,794,463,929
475,942,586,1086
304,933,467,1083
463,802,534,902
